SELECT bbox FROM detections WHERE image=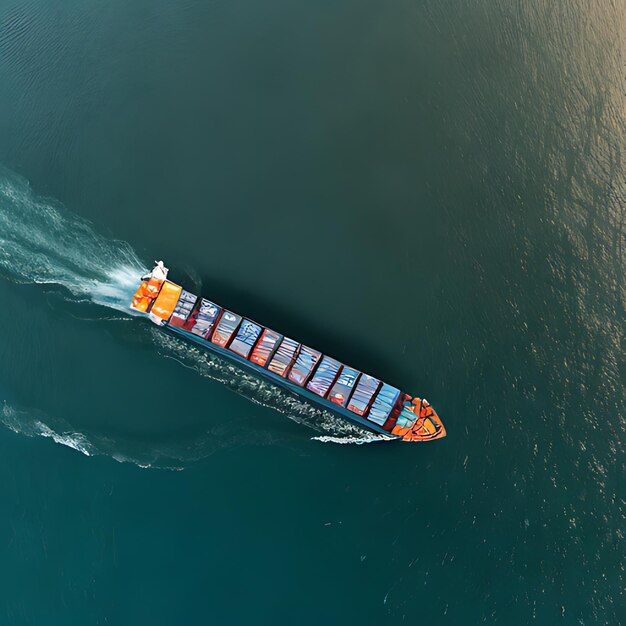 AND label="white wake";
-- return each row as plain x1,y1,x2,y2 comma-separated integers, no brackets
0,168,386,464
0,167,147,312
